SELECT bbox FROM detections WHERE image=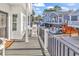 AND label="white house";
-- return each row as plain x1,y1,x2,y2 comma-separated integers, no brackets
0,3,32,41
67,11,79,28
